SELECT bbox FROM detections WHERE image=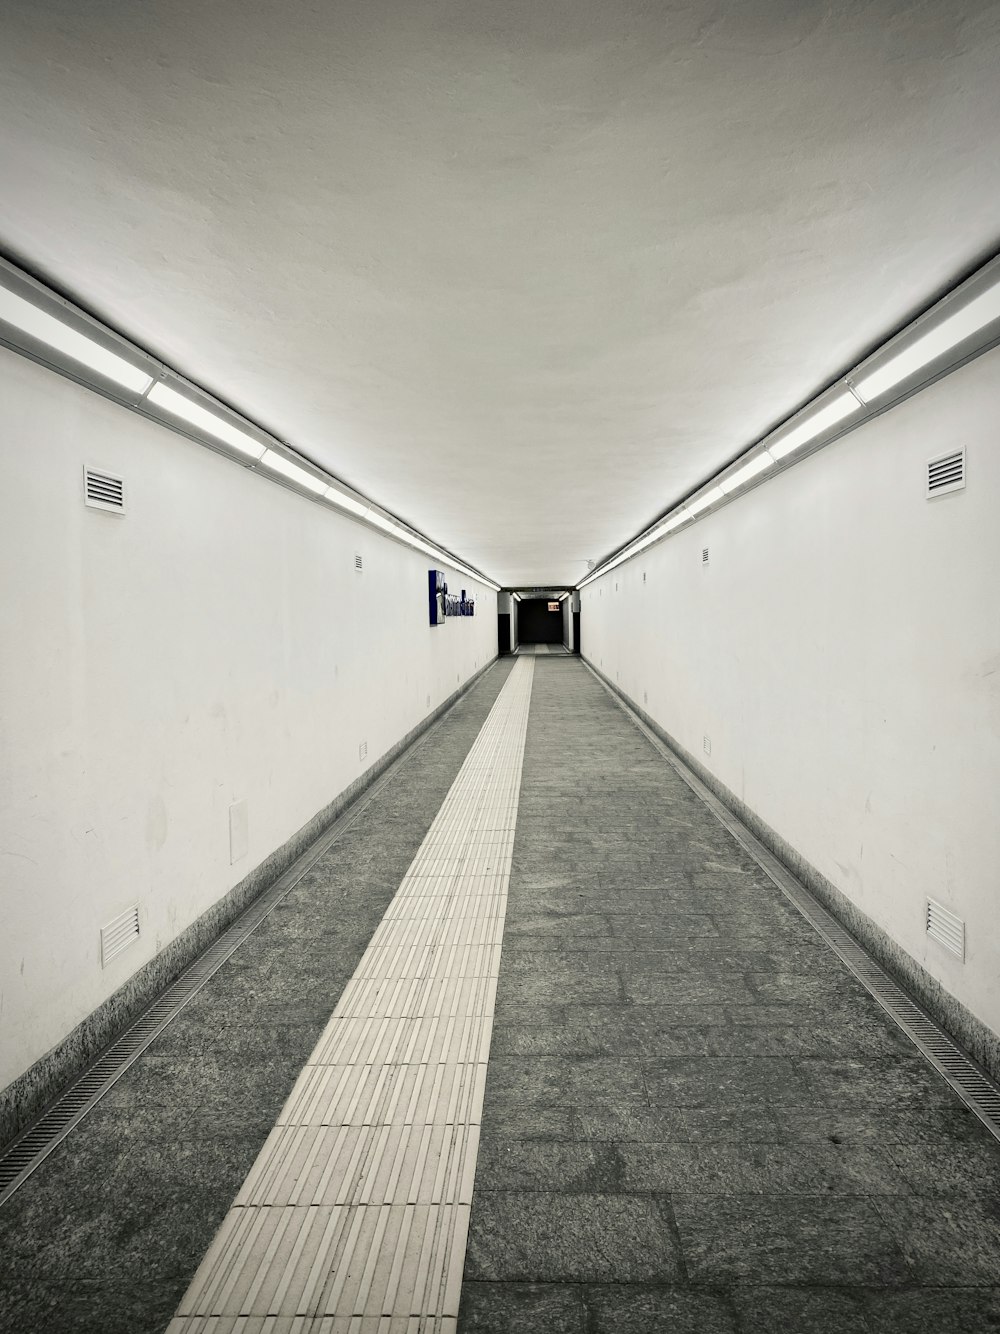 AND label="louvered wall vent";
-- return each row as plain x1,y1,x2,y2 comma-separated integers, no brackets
359,740,368,761
84,465,126,513
354,553,363,572
927,448,965,498
702,547,710,566
926,898,965,960
101,906,140,967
